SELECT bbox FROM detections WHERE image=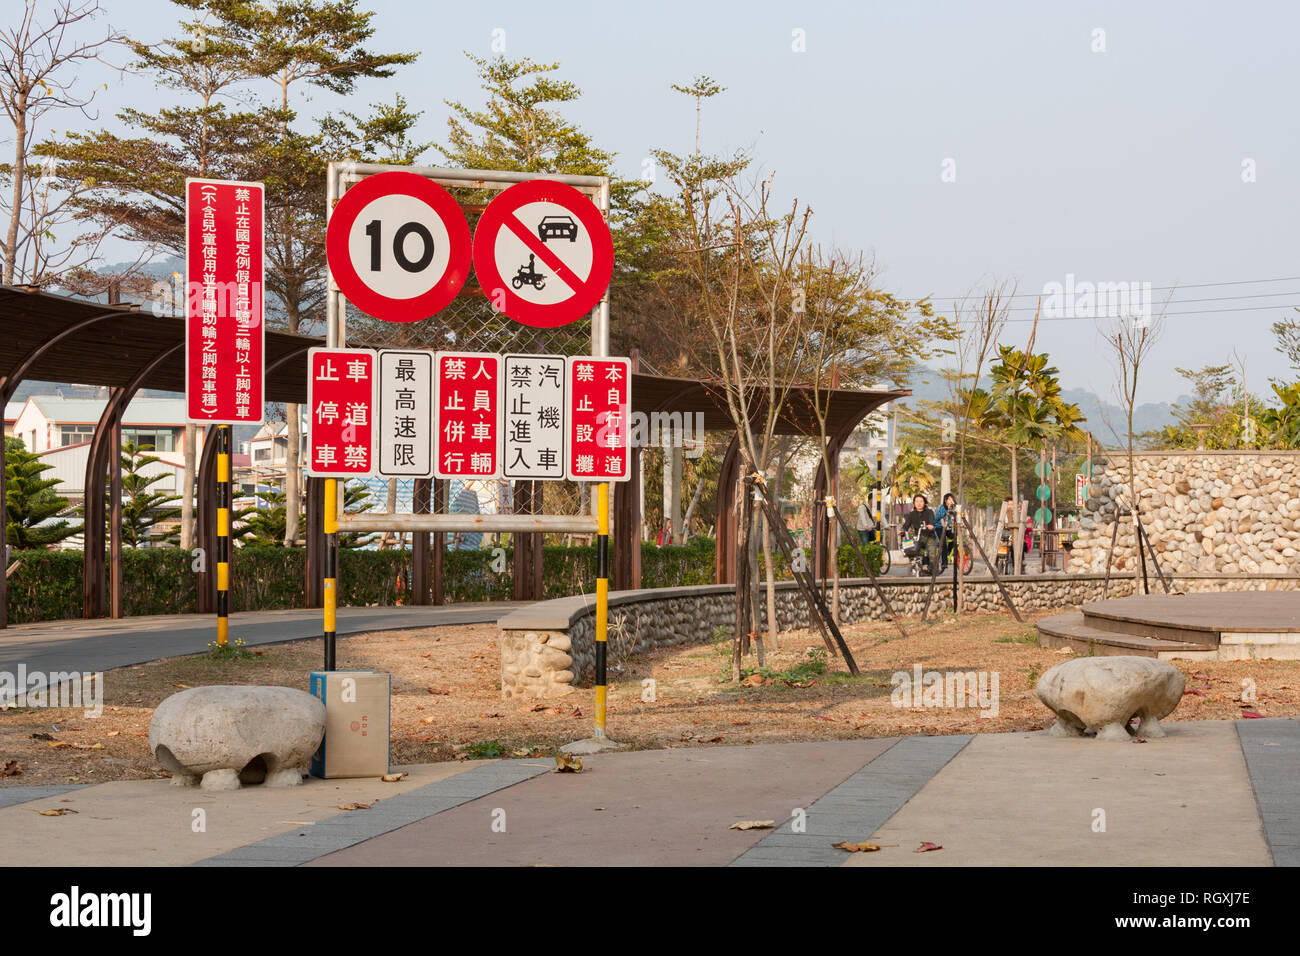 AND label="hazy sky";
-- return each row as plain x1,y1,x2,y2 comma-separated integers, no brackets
39,0,1300,403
